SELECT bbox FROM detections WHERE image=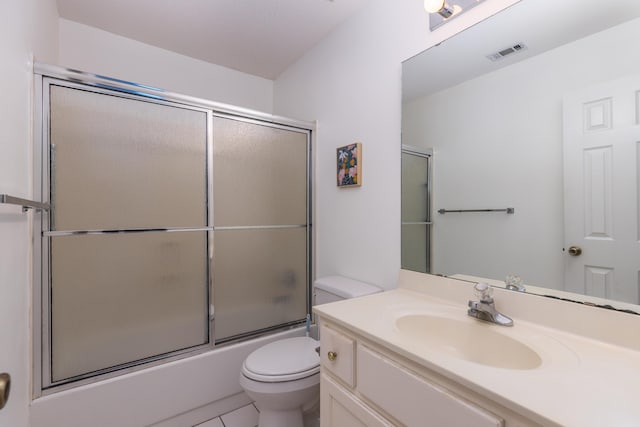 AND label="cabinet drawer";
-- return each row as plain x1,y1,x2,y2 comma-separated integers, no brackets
320,323,356,387
357,344,504,427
